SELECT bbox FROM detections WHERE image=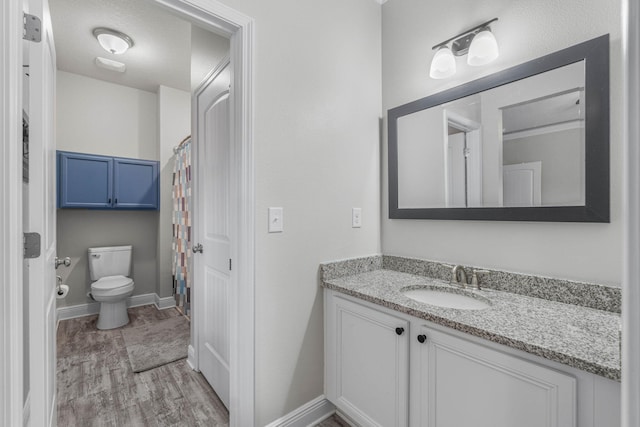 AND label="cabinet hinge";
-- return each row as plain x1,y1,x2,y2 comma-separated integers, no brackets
24,232,41,258
23,13,42,43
